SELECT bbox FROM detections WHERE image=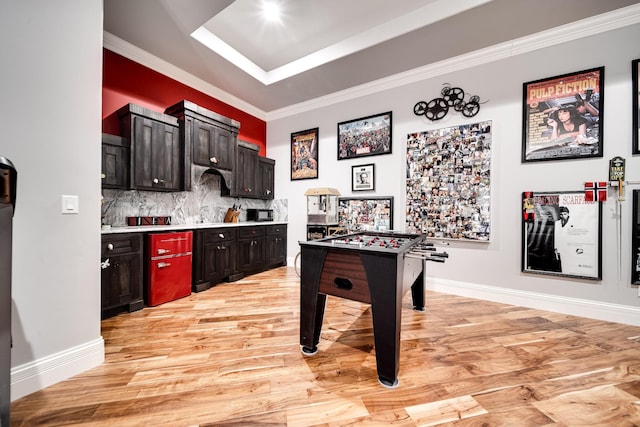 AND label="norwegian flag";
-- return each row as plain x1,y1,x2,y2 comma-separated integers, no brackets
584,181,607,202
